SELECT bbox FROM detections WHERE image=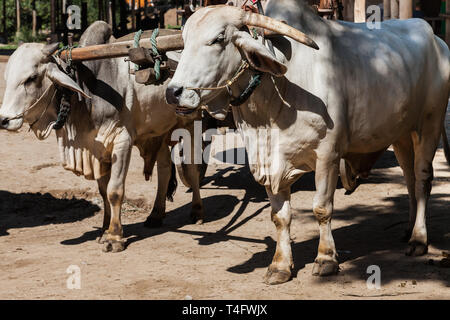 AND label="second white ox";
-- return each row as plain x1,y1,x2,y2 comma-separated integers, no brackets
0,22,205,252
166,0,450,284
